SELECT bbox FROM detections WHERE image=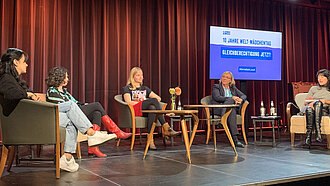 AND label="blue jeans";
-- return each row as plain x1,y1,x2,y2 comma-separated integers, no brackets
58,101,93,153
